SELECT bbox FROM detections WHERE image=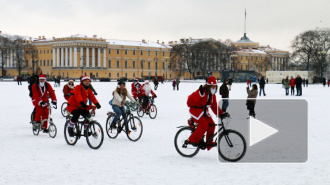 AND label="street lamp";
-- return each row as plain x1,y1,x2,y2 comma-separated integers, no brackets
164,57,169,80
80,56,85,76
141,59,145,78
